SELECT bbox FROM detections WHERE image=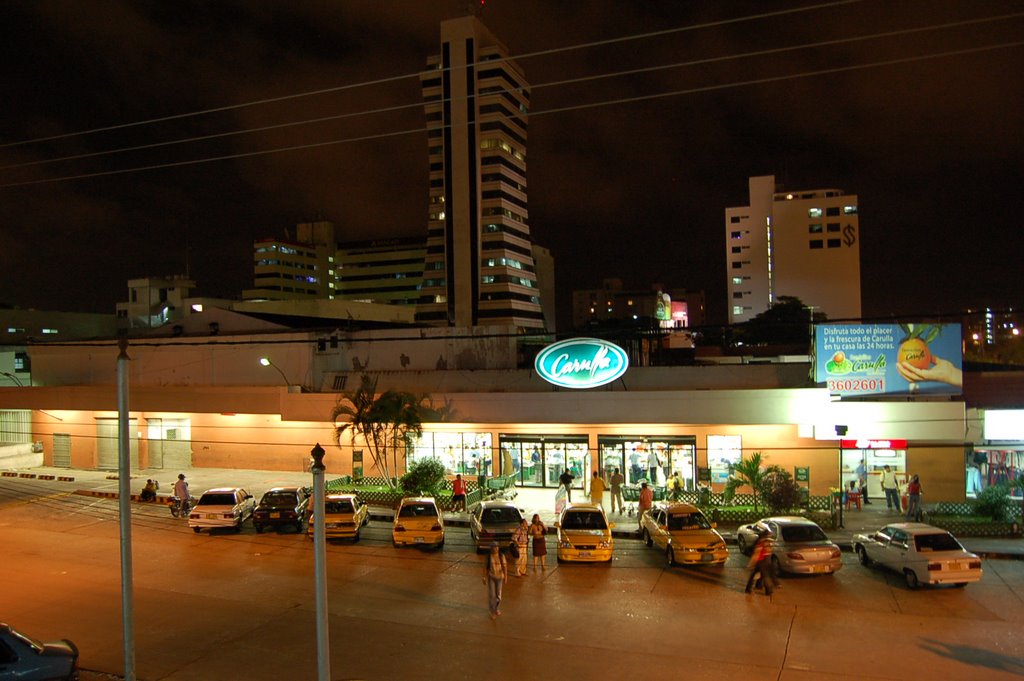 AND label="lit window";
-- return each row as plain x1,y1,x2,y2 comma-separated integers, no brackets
809,224,822,233
732,277,743,285
808,208,822,218
190,304,203,312
733,306,744,315
844,205,858,215
42,328,58,334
